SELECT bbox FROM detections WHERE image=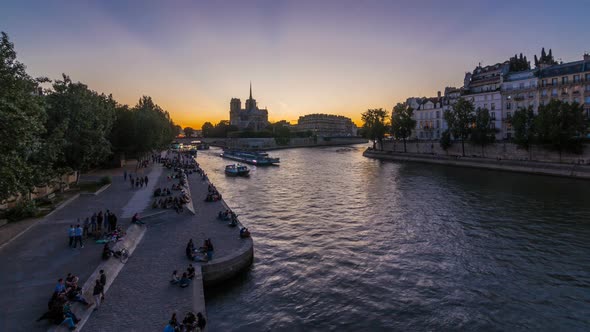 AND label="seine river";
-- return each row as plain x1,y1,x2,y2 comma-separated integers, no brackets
197,145,590,331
